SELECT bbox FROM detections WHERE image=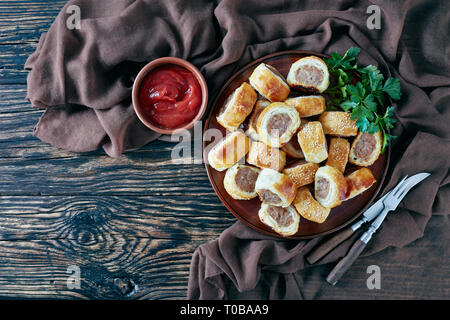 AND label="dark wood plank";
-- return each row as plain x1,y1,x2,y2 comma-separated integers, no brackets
0,195,234,241
0,1,67,84
0,1,66,44
0,82,226,299
0,86,217,196
0,45,35,84
0,237,203,299
0,0,226,300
